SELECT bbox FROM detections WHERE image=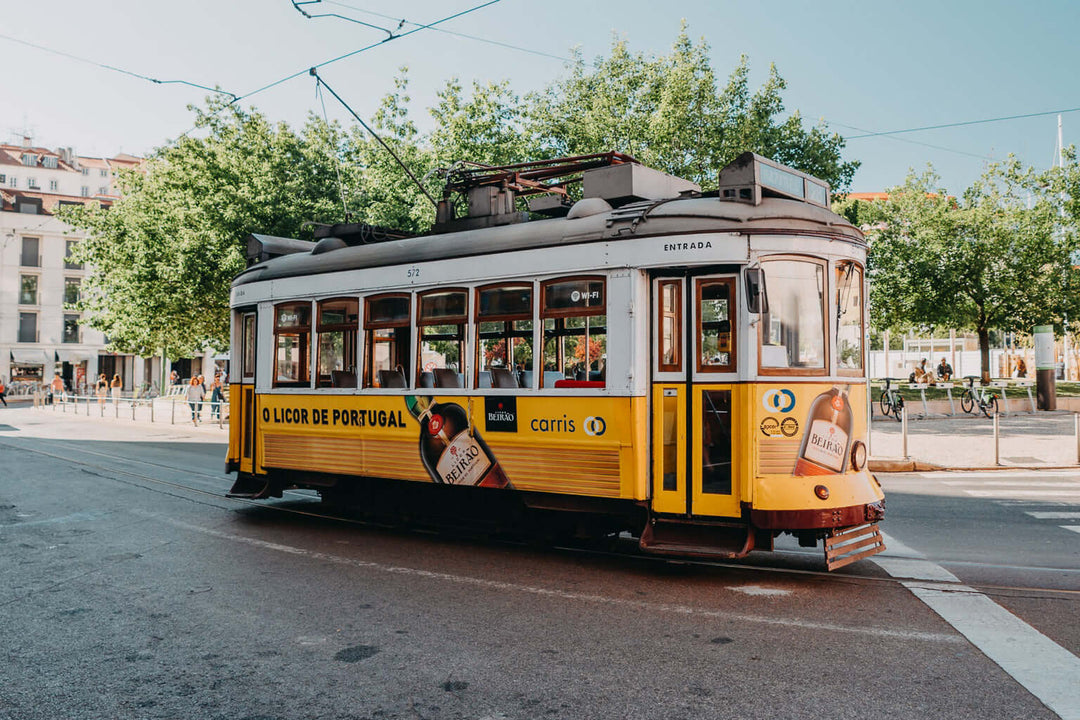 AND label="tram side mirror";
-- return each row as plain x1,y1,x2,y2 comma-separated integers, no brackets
744,267,769,314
